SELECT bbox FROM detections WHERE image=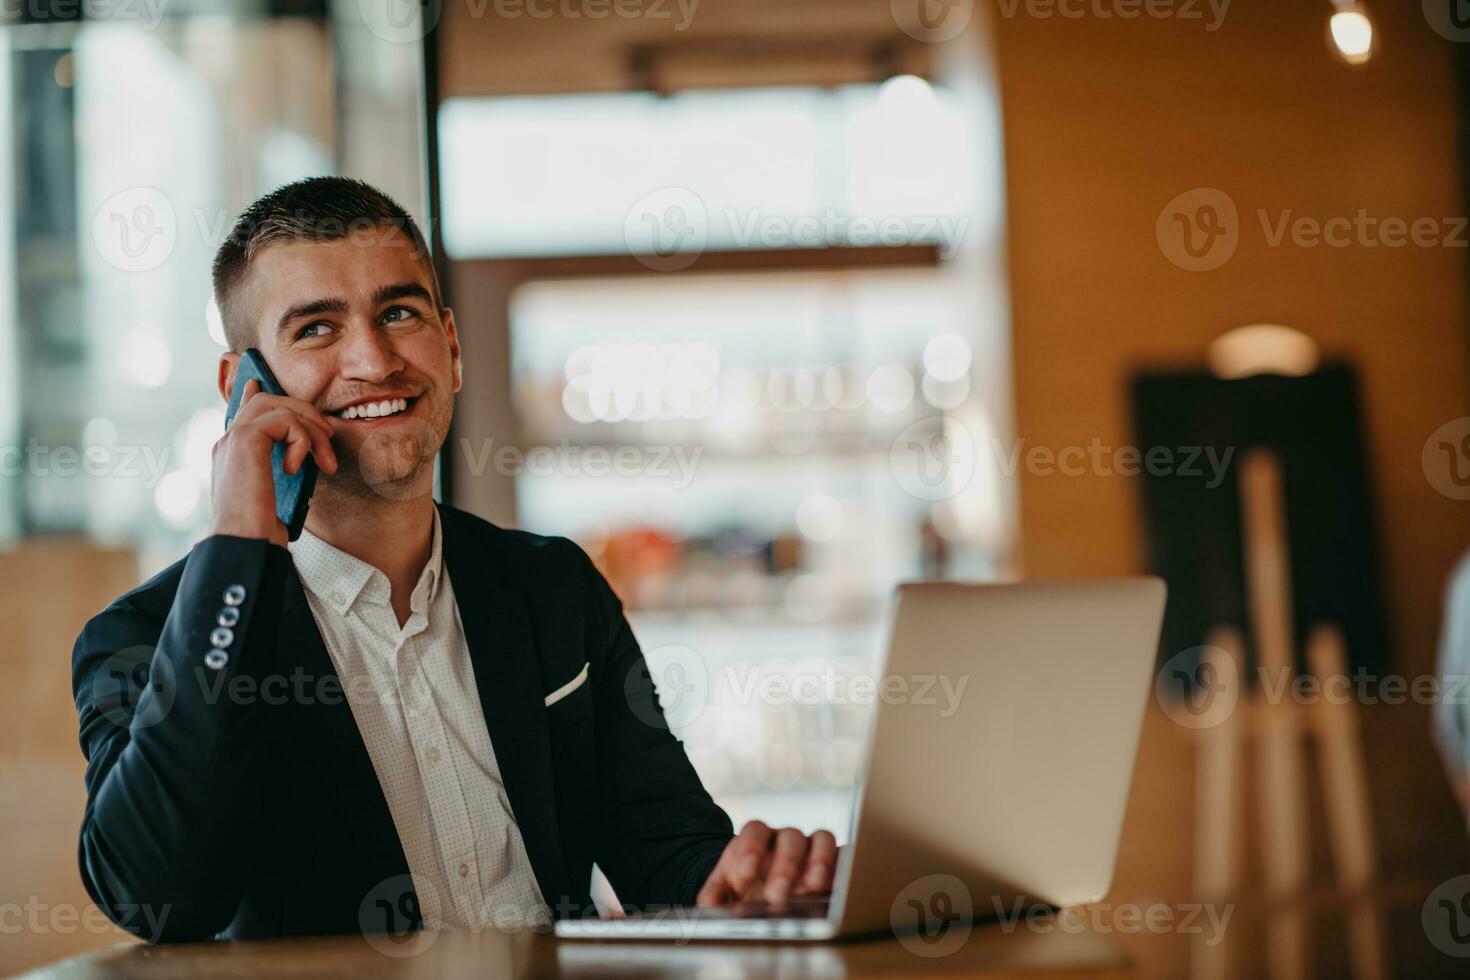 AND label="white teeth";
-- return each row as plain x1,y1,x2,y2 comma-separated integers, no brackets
339,397,410,420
